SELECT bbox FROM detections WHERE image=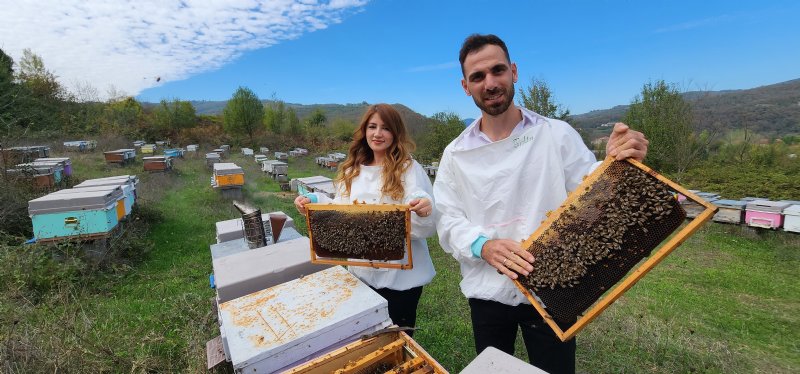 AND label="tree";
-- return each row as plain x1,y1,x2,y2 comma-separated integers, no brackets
305,108,327,128
417,111,465,163
330,118,356,141
103,97,144,135
153,98,196,137
264,100,286,134
286,107,303,137
517,77,572,122
623,80,701,178
223,87,264,144
17,49,66,102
